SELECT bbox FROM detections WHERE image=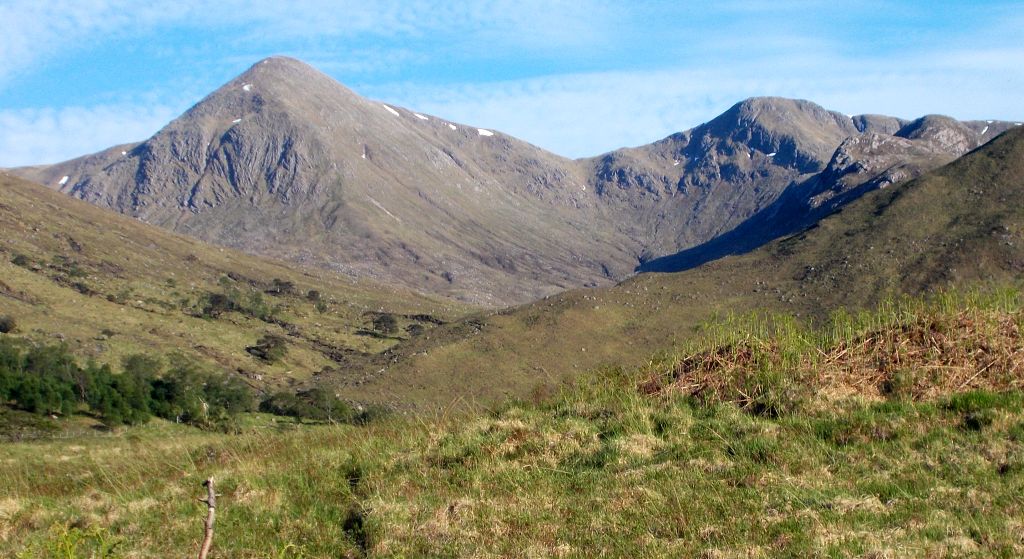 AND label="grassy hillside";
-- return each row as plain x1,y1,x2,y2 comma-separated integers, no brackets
4,290,1024,557
0,172,471,405
358,127,1024,409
